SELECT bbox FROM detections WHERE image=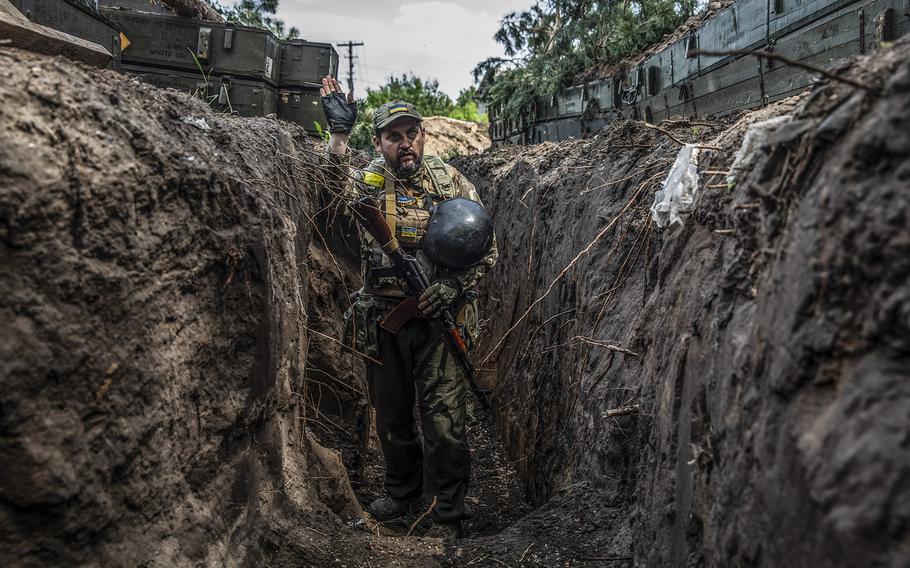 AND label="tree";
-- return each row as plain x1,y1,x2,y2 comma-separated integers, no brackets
207,0,299,39
474,0,699,121
347,75,487,152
